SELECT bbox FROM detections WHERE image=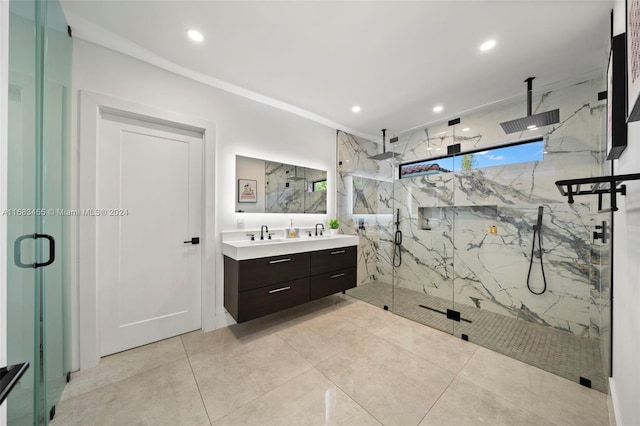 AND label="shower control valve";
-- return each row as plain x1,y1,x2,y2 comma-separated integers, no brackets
592,221,608,244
